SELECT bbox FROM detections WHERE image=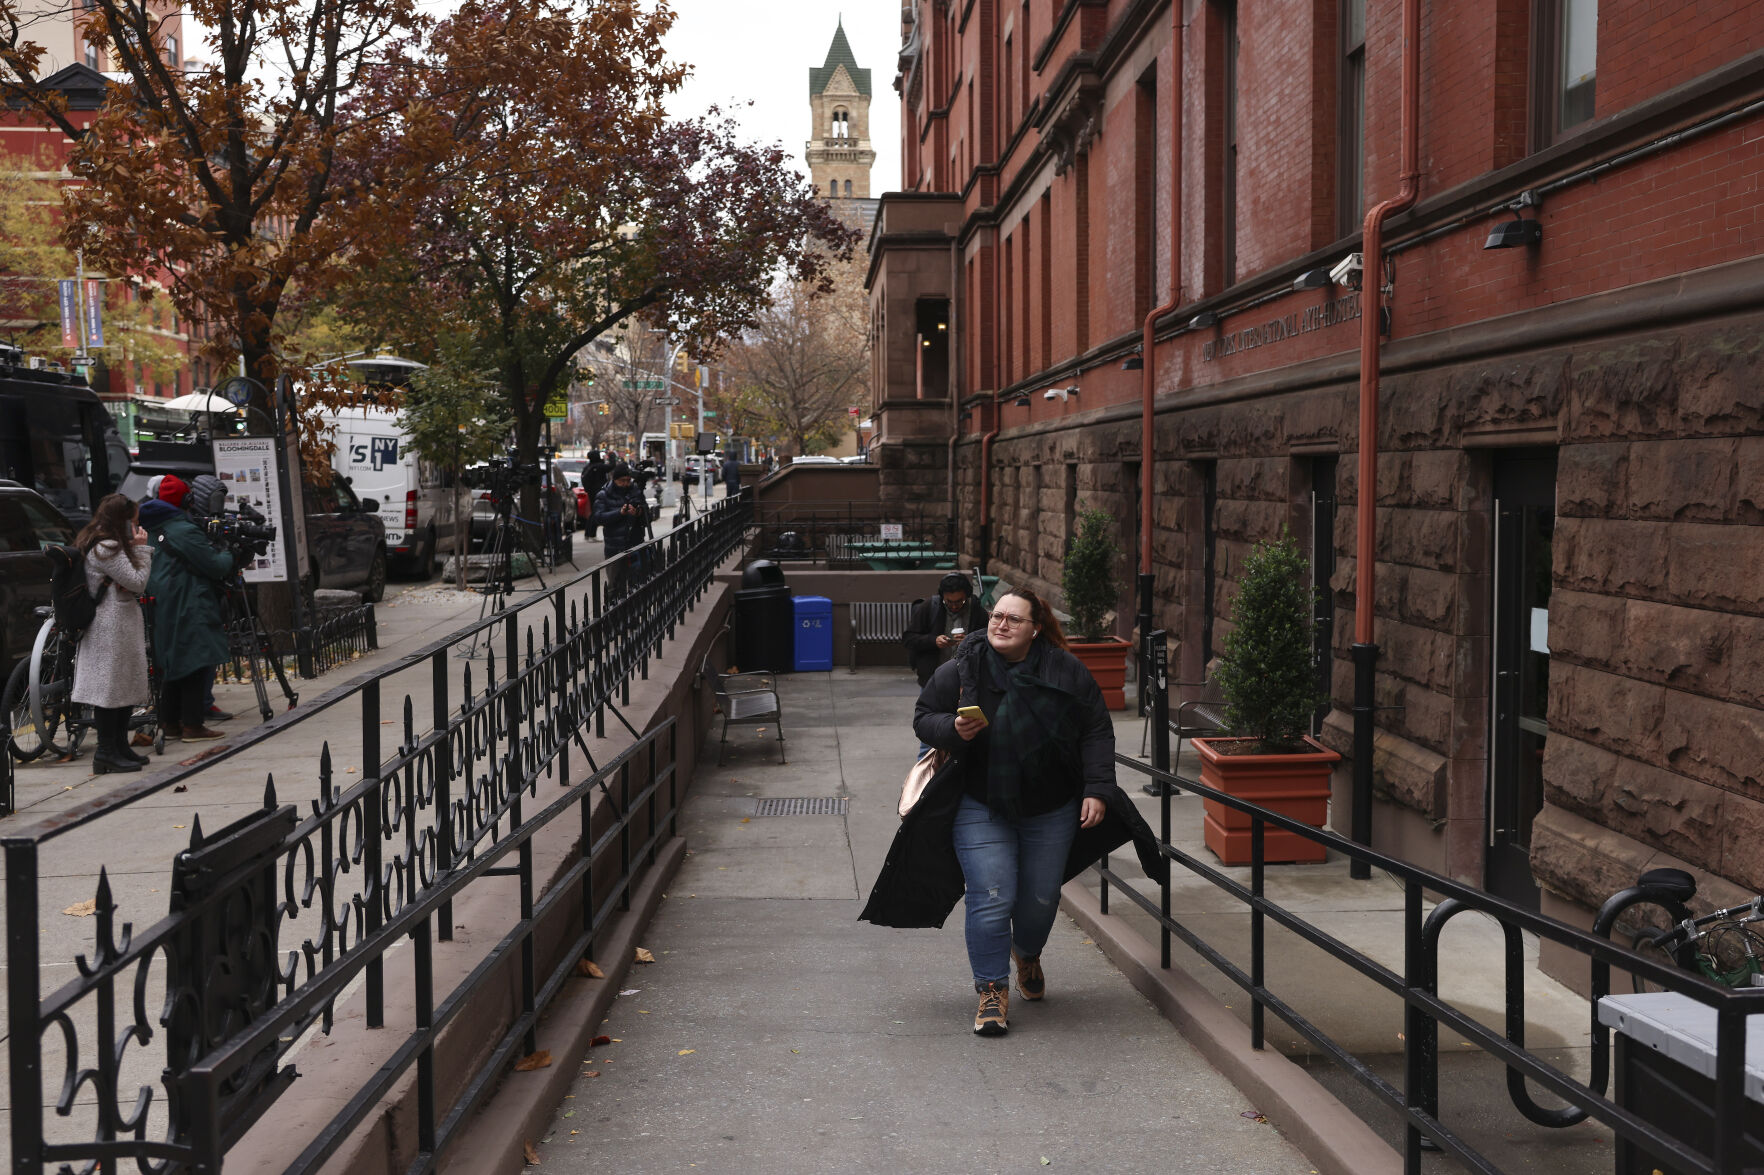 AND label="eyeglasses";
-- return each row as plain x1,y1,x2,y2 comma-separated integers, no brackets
988,611,1032,630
